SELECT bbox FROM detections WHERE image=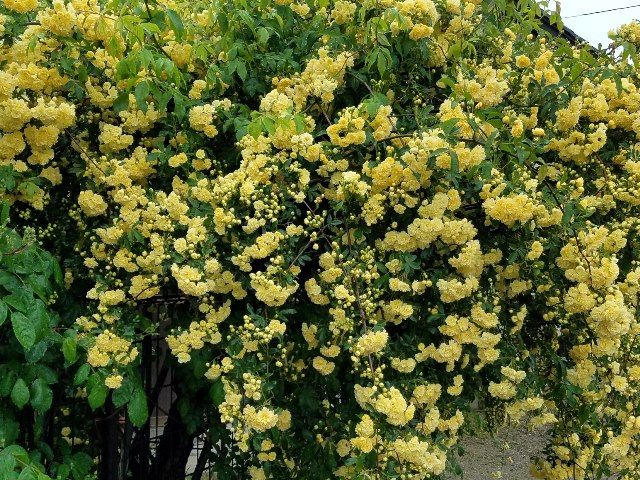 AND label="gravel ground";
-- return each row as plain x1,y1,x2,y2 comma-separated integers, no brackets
443,426,547,479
